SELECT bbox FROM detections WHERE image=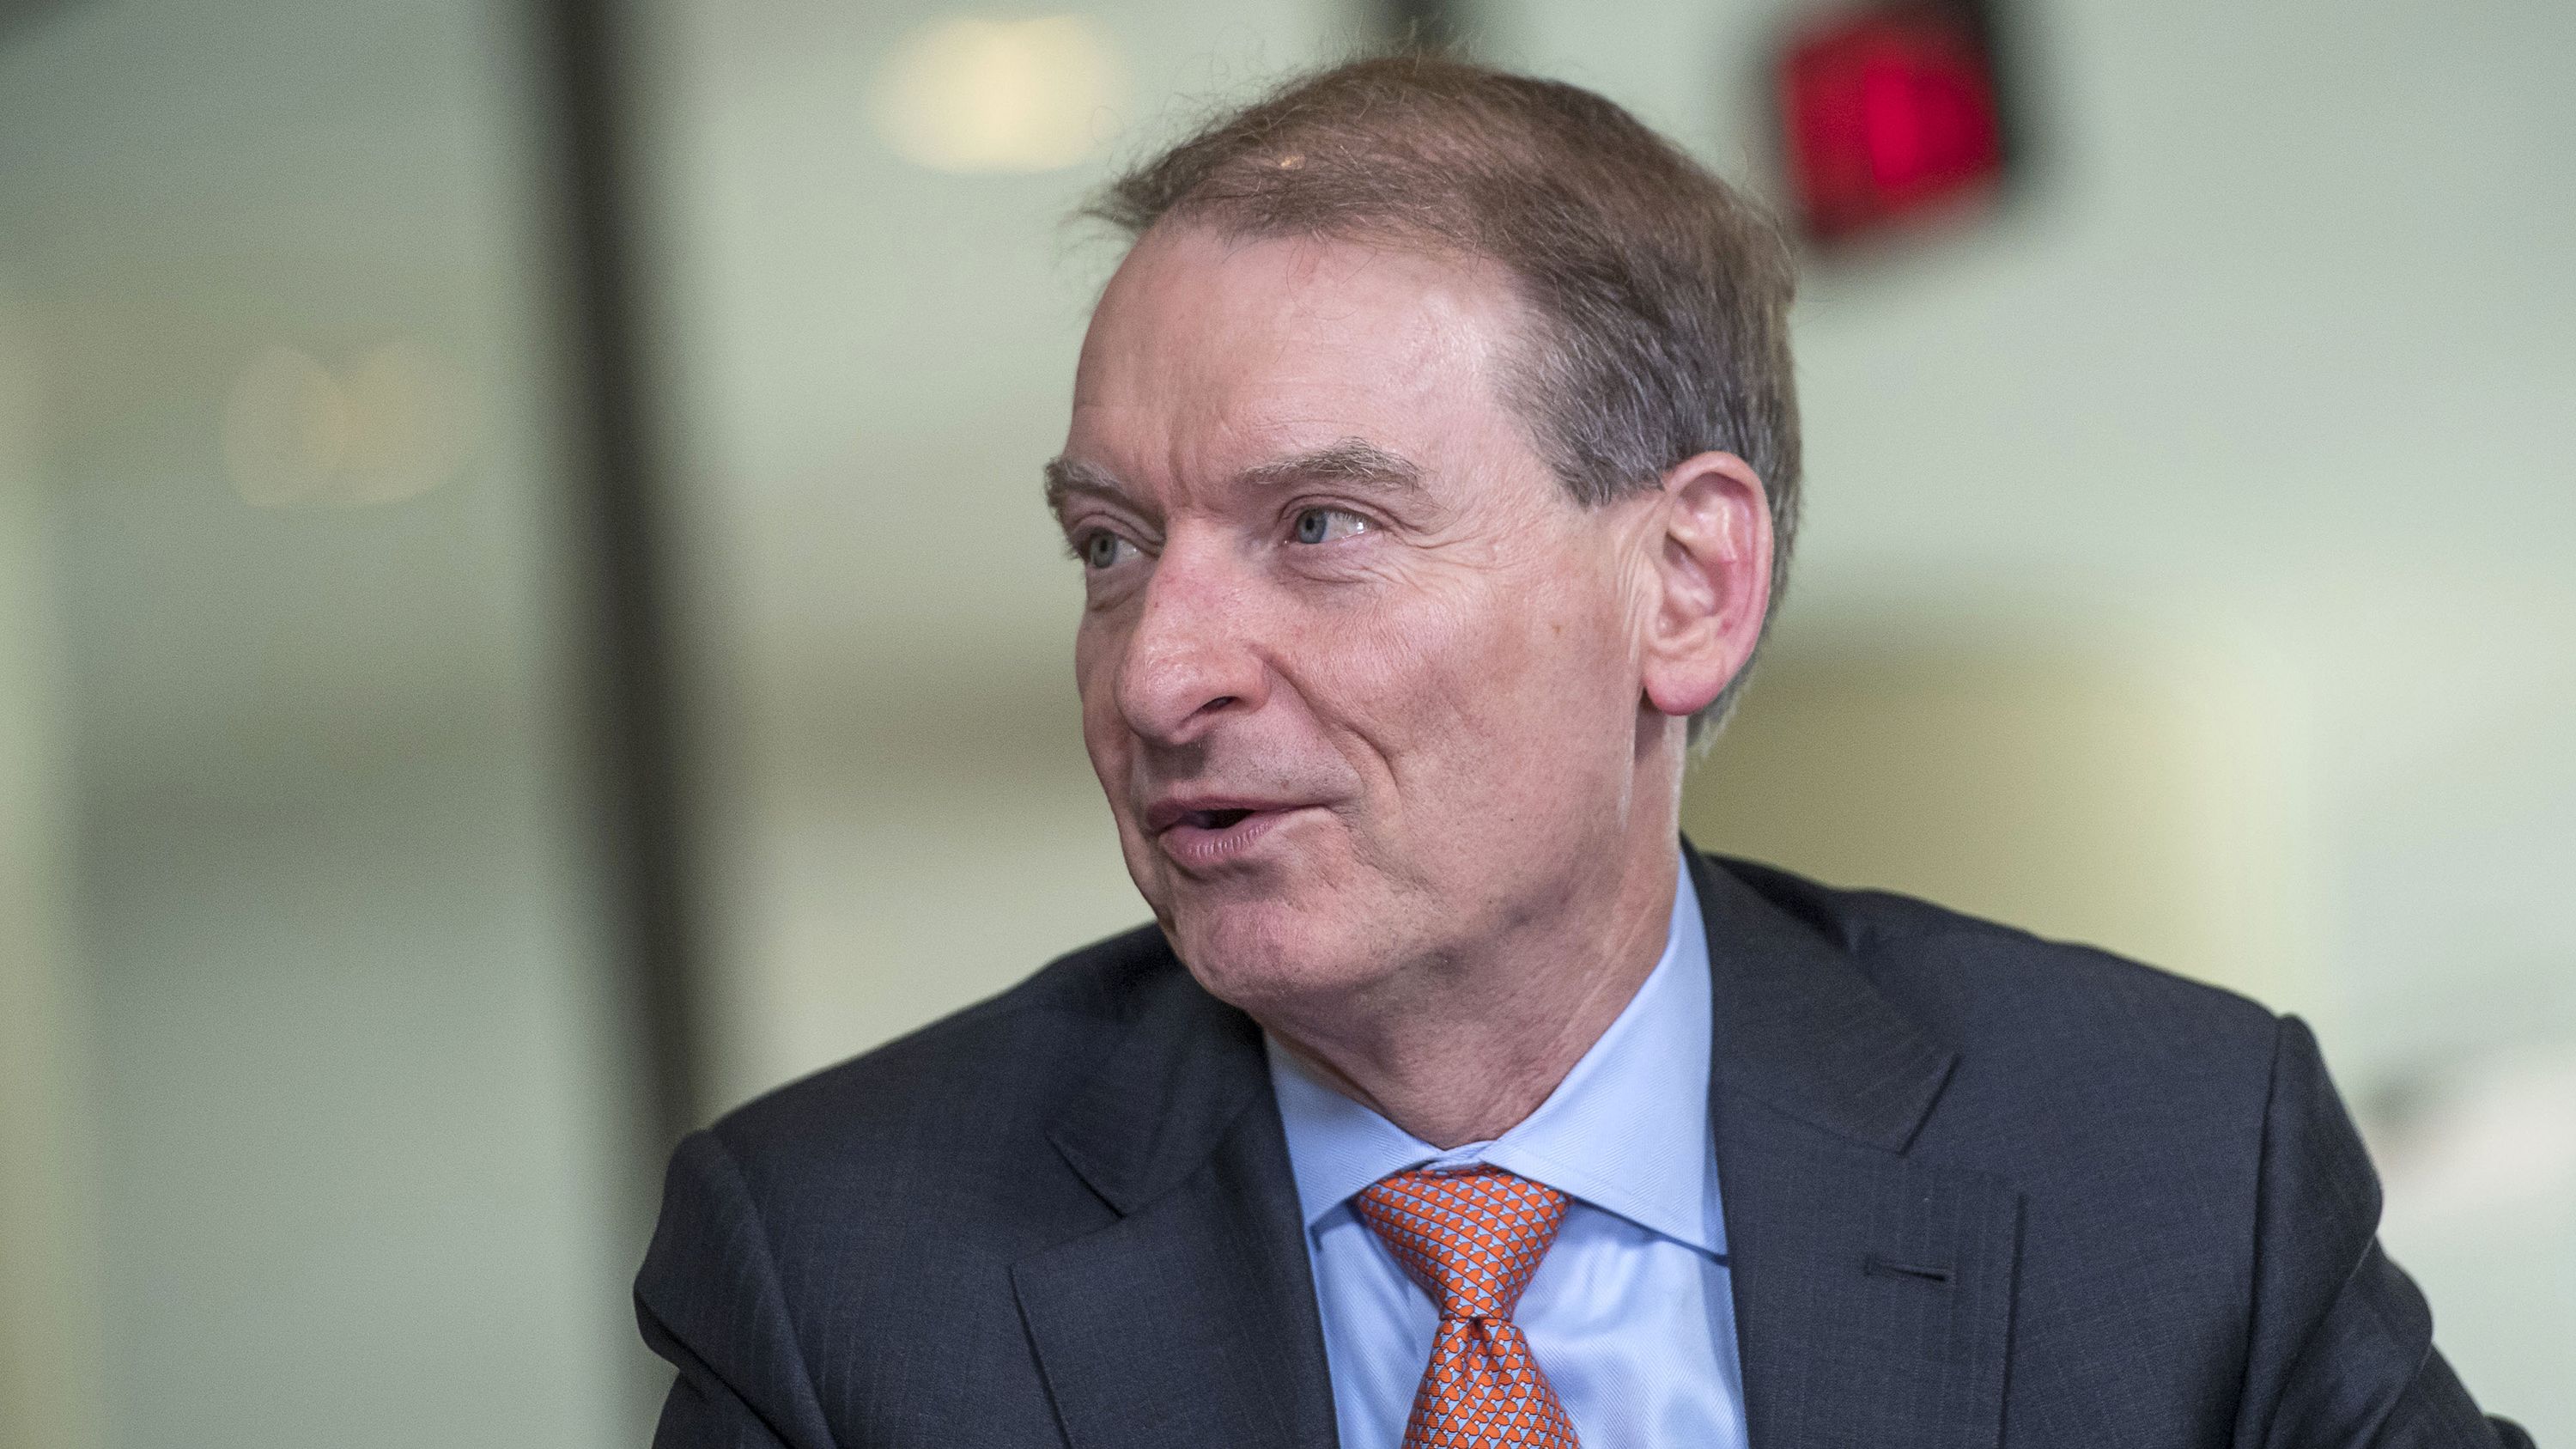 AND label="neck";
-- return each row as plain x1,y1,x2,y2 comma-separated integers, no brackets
1265,817,1685,1149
